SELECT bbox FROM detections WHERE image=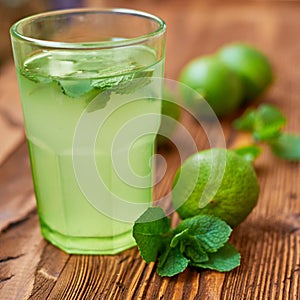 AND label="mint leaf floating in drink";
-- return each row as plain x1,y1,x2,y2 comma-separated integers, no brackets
58,64,153,99
87,68,153,112
20,51,153,100
133,208,240,277
91,70,153,95
85,90,112,112
20,68,53,84
58,79,94,98
112,70,153,95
